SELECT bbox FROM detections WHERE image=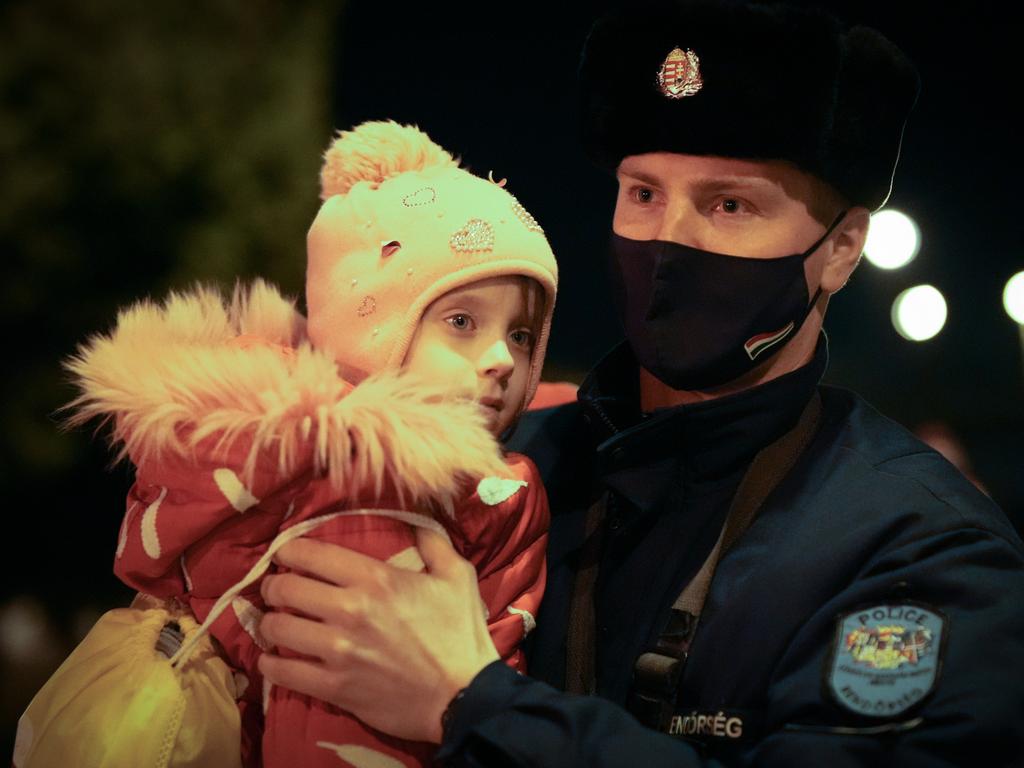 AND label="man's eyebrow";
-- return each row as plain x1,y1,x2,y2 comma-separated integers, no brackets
690,175,782,194
618,166,782,194
617,167,665,187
